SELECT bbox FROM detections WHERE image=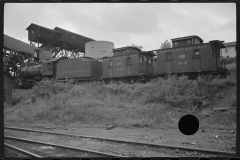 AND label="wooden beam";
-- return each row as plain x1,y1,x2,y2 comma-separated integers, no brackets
15,54,24,65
